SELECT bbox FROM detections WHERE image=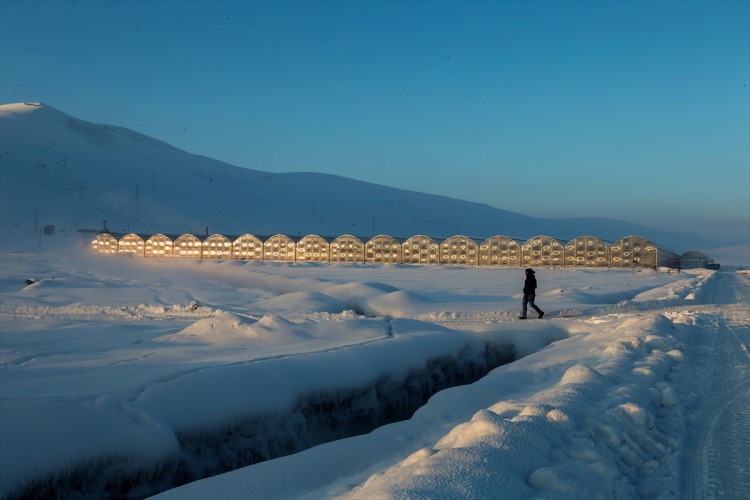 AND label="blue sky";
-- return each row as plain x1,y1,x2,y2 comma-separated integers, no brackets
1,0,748,243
